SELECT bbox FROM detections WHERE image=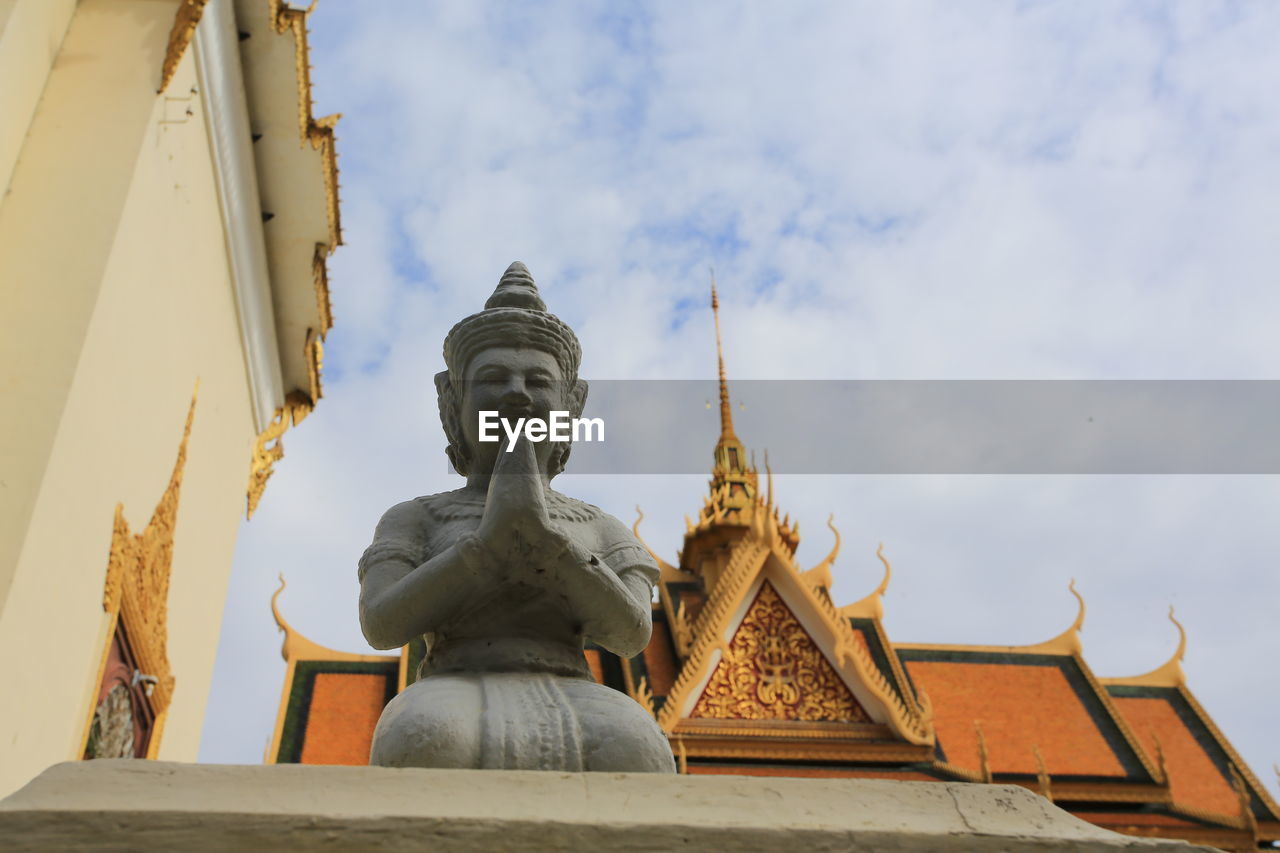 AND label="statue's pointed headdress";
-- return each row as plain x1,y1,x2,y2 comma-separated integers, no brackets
442,261,581,380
